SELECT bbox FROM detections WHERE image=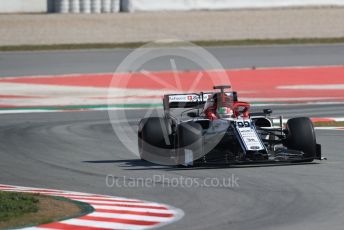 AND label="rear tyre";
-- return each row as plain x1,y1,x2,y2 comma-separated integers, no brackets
285,117,316,162
138,117,173,162
176,122,203,166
